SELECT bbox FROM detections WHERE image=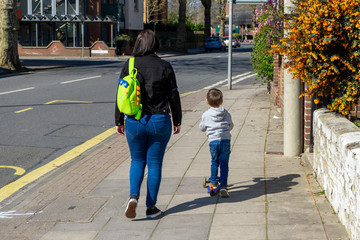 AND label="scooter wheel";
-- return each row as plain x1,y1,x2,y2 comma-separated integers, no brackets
203,177,207,188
